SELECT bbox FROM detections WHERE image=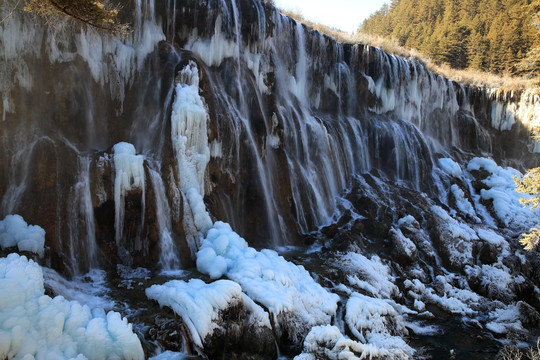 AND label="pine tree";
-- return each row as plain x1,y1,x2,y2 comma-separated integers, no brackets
358,0,539,77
